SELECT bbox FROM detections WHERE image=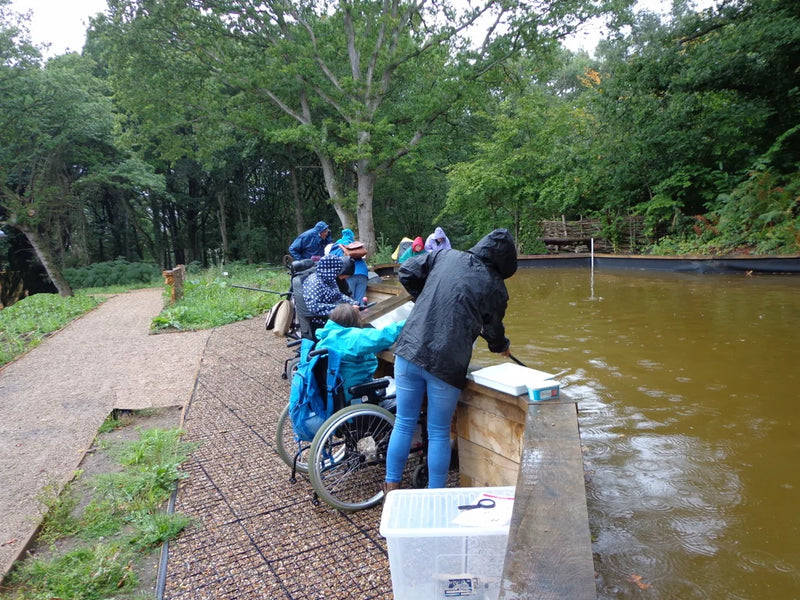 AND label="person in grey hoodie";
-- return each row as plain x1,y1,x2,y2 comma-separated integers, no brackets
424,226,452,253
384,228,517,492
